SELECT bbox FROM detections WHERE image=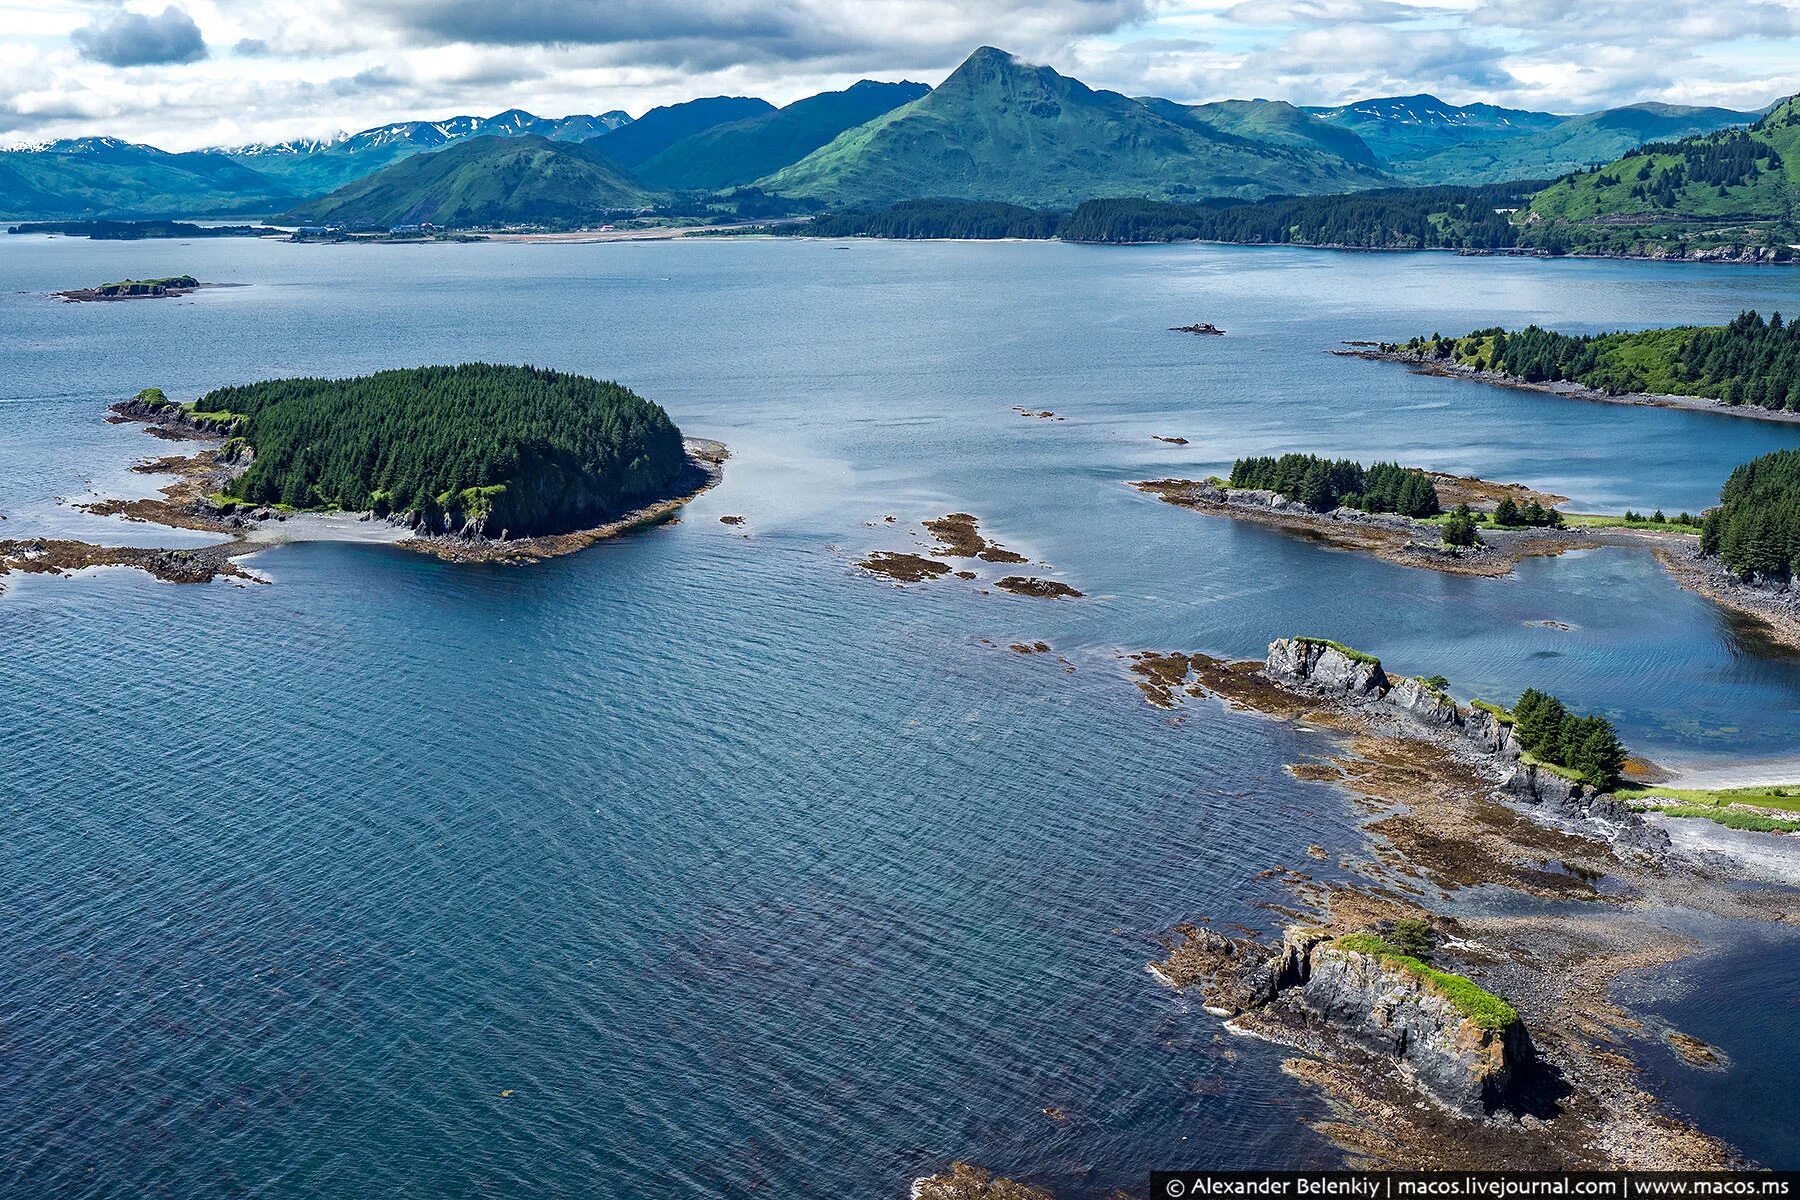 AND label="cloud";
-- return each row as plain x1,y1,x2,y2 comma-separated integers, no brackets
363,0,1149,69
4,0,1793,149
71,5,207,66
